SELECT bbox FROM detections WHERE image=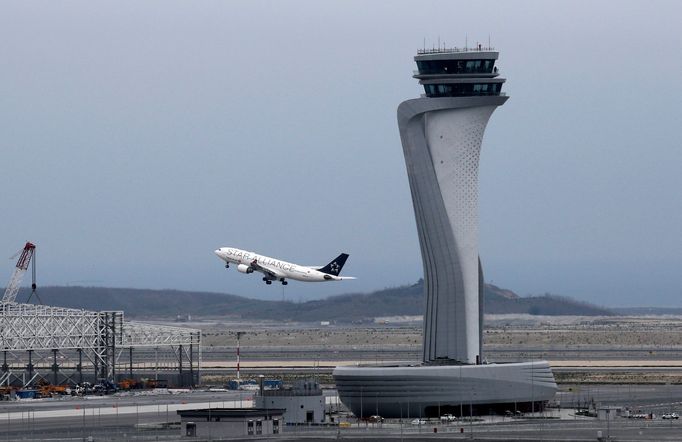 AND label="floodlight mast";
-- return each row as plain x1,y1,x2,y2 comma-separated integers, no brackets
2,242,36,303
236,331,245,381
